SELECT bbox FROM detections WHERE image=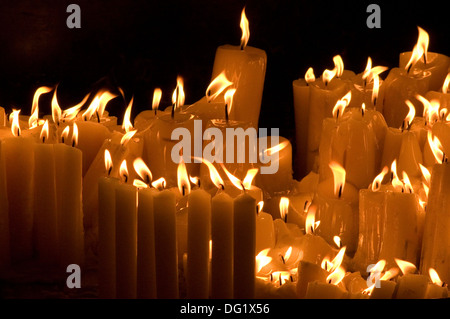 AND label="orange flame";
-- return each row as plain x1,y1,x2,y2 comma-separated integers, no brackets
371,166,388,192
443,73,450,94
419,163,431,185
177,158,191,196
172,76,185,110
40,120,49,143
305,67,315,83
255,248,272,274
402,171,414,193
82,90,116,121
104,149,113,175
395,258,417,275
402,100,416,130
119,159,129,183
242,168,258,190
62,93,90,122
333,236,341,249
428,130,446,163
151,177,166,190
279,197,289,222
224,88,237,115
429,268,444,286
257,201,264,214
51,88,62,126
405,26,429,72
329,161,346,198
196,157,224,189
305,204,320,235
322,68,337,86
10,109,21,137
332,55,344,78
240,7,250,49
122,97,134,133
29,86,53,129
71,123,79,147
362,57,373,81
152,88,162,112
133,157,152,184
332,91,351,119
264,140,289,157
372,74,380,105
206,71,233,102
120,130,137,146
